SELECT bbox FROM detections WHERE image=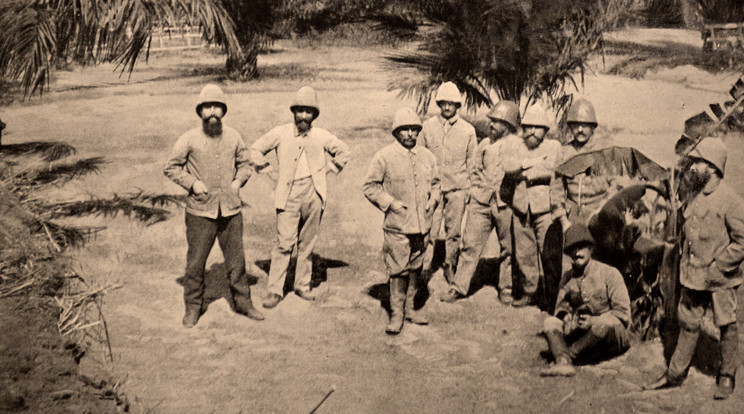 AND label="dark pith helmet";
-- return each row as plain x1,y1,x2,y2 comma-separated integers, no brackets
565,98,597,126
195,84,227,116
487,100,520,130
564,224,594,253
